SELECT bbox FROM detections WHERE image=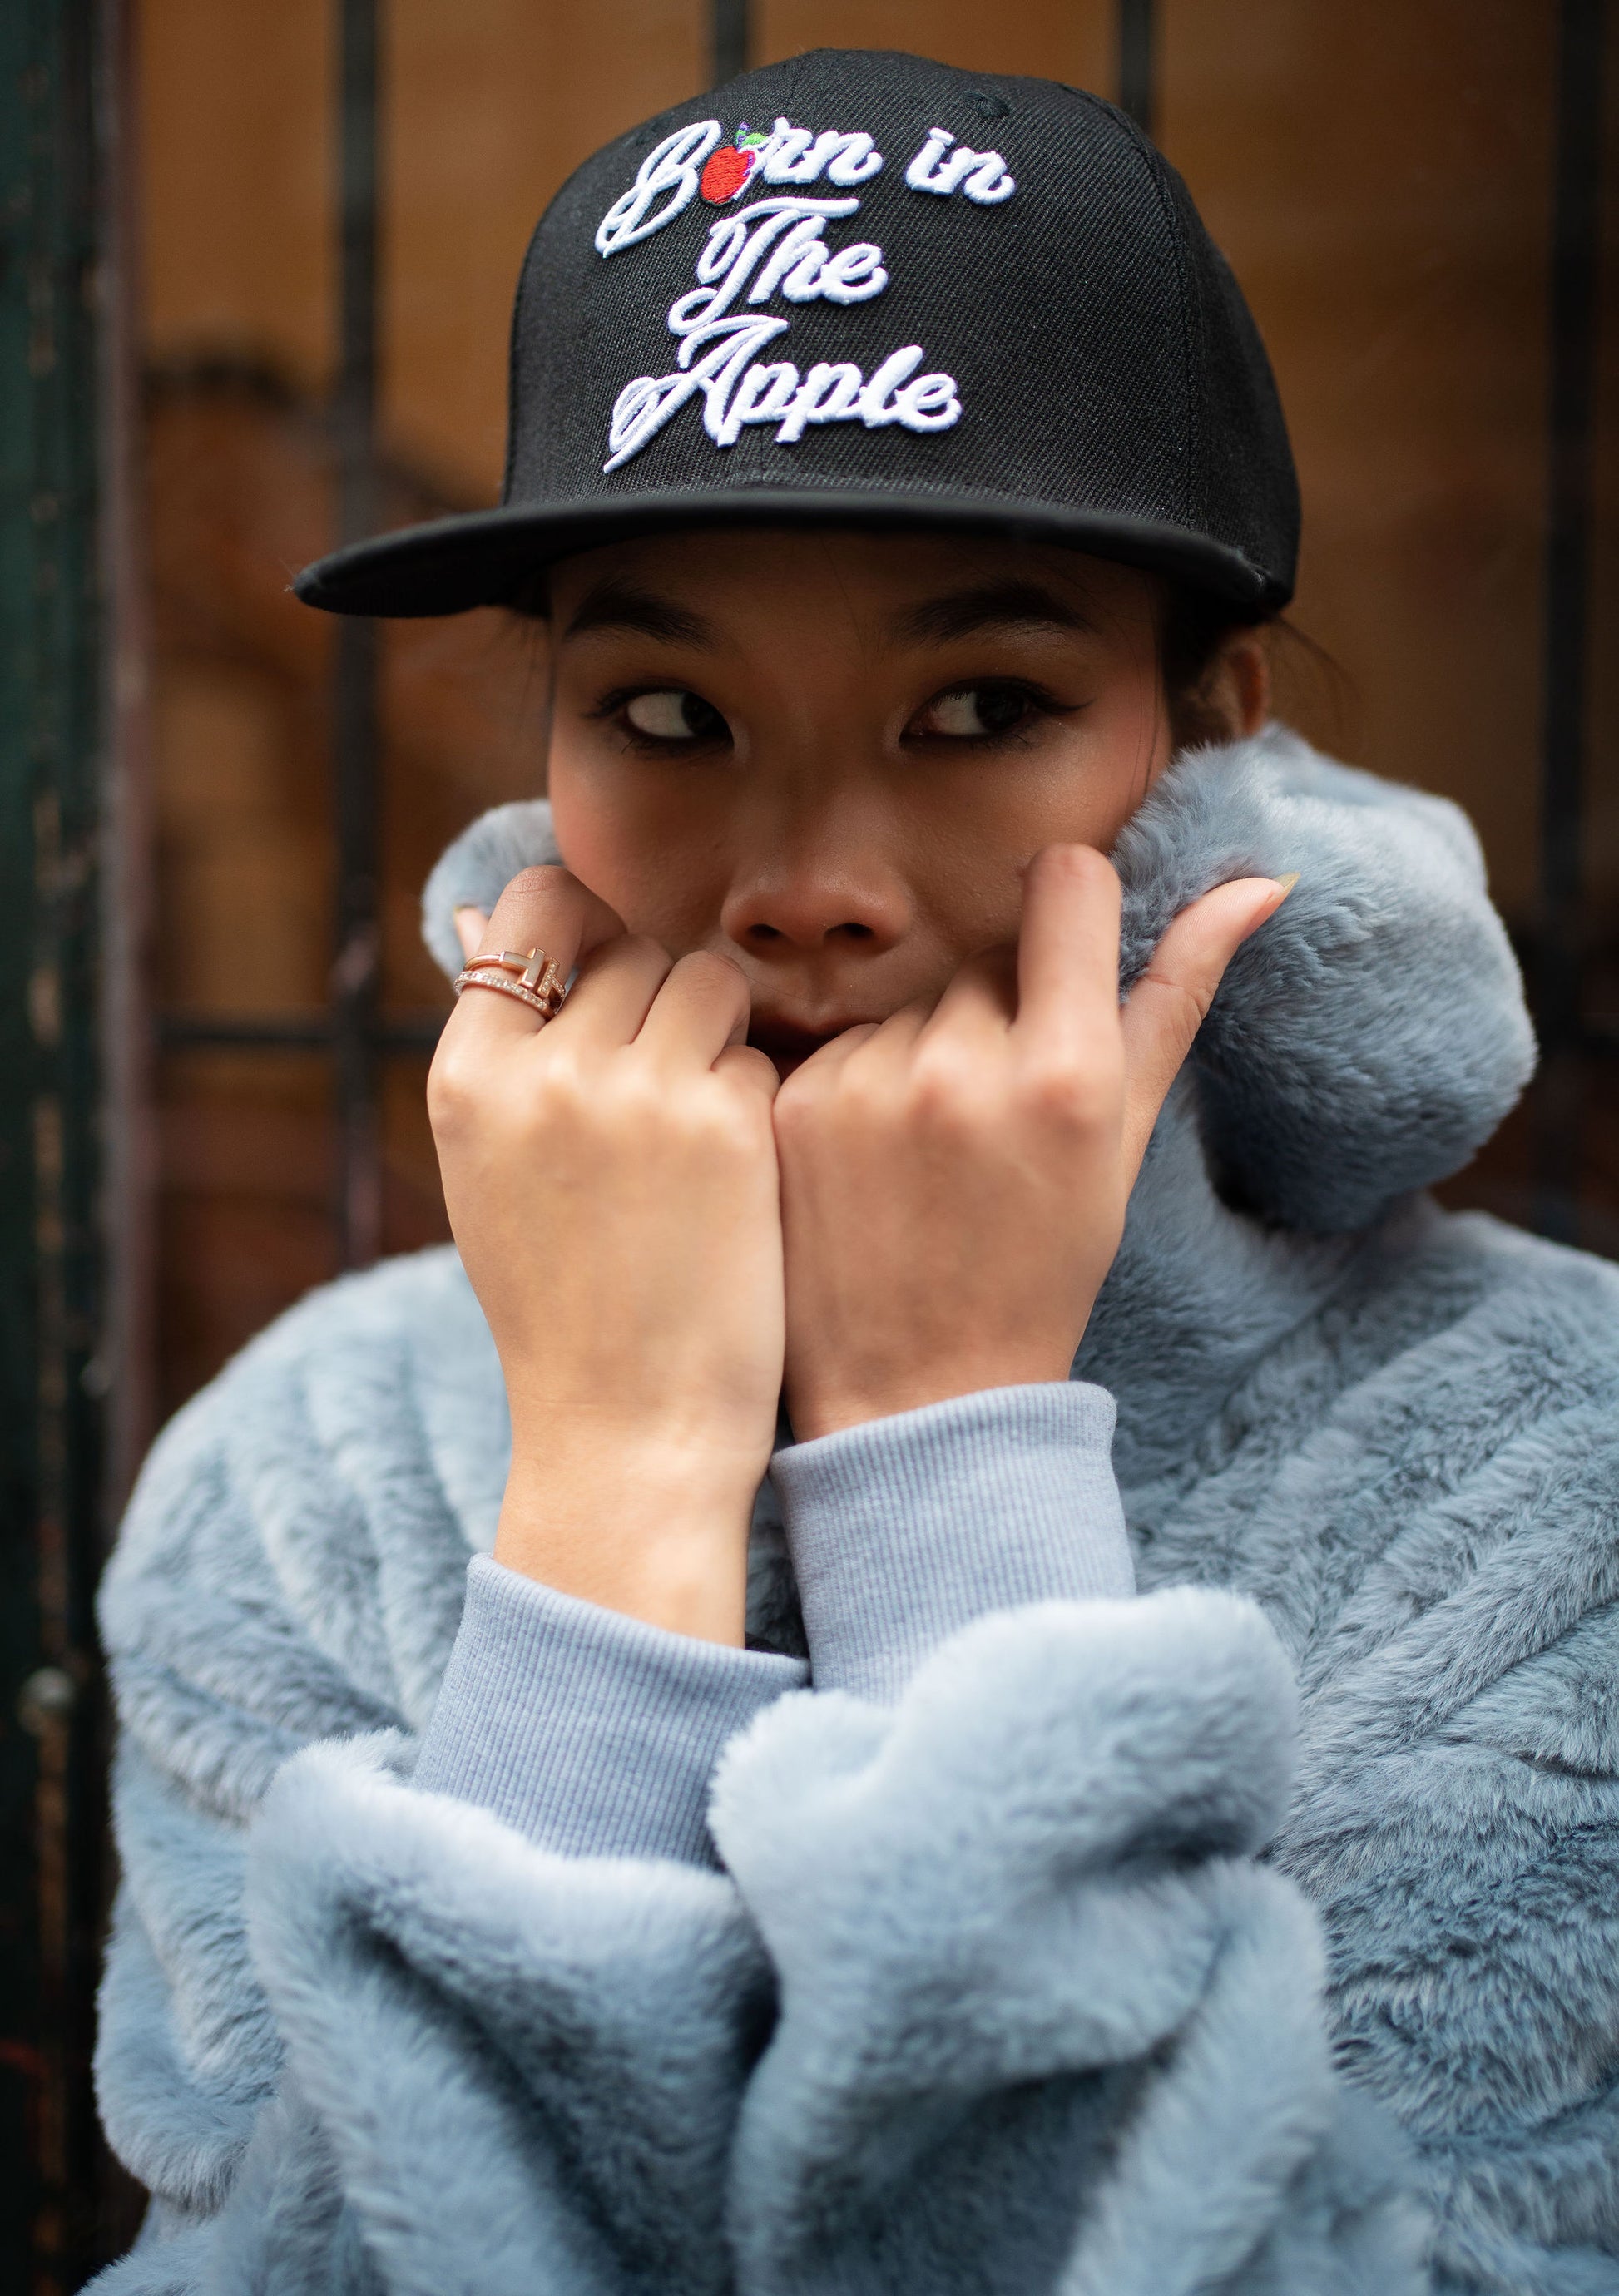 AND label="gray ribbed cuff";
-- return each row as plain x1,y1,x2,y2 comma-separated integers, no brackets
413,1556,808,1865
771,1382,1134,1701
